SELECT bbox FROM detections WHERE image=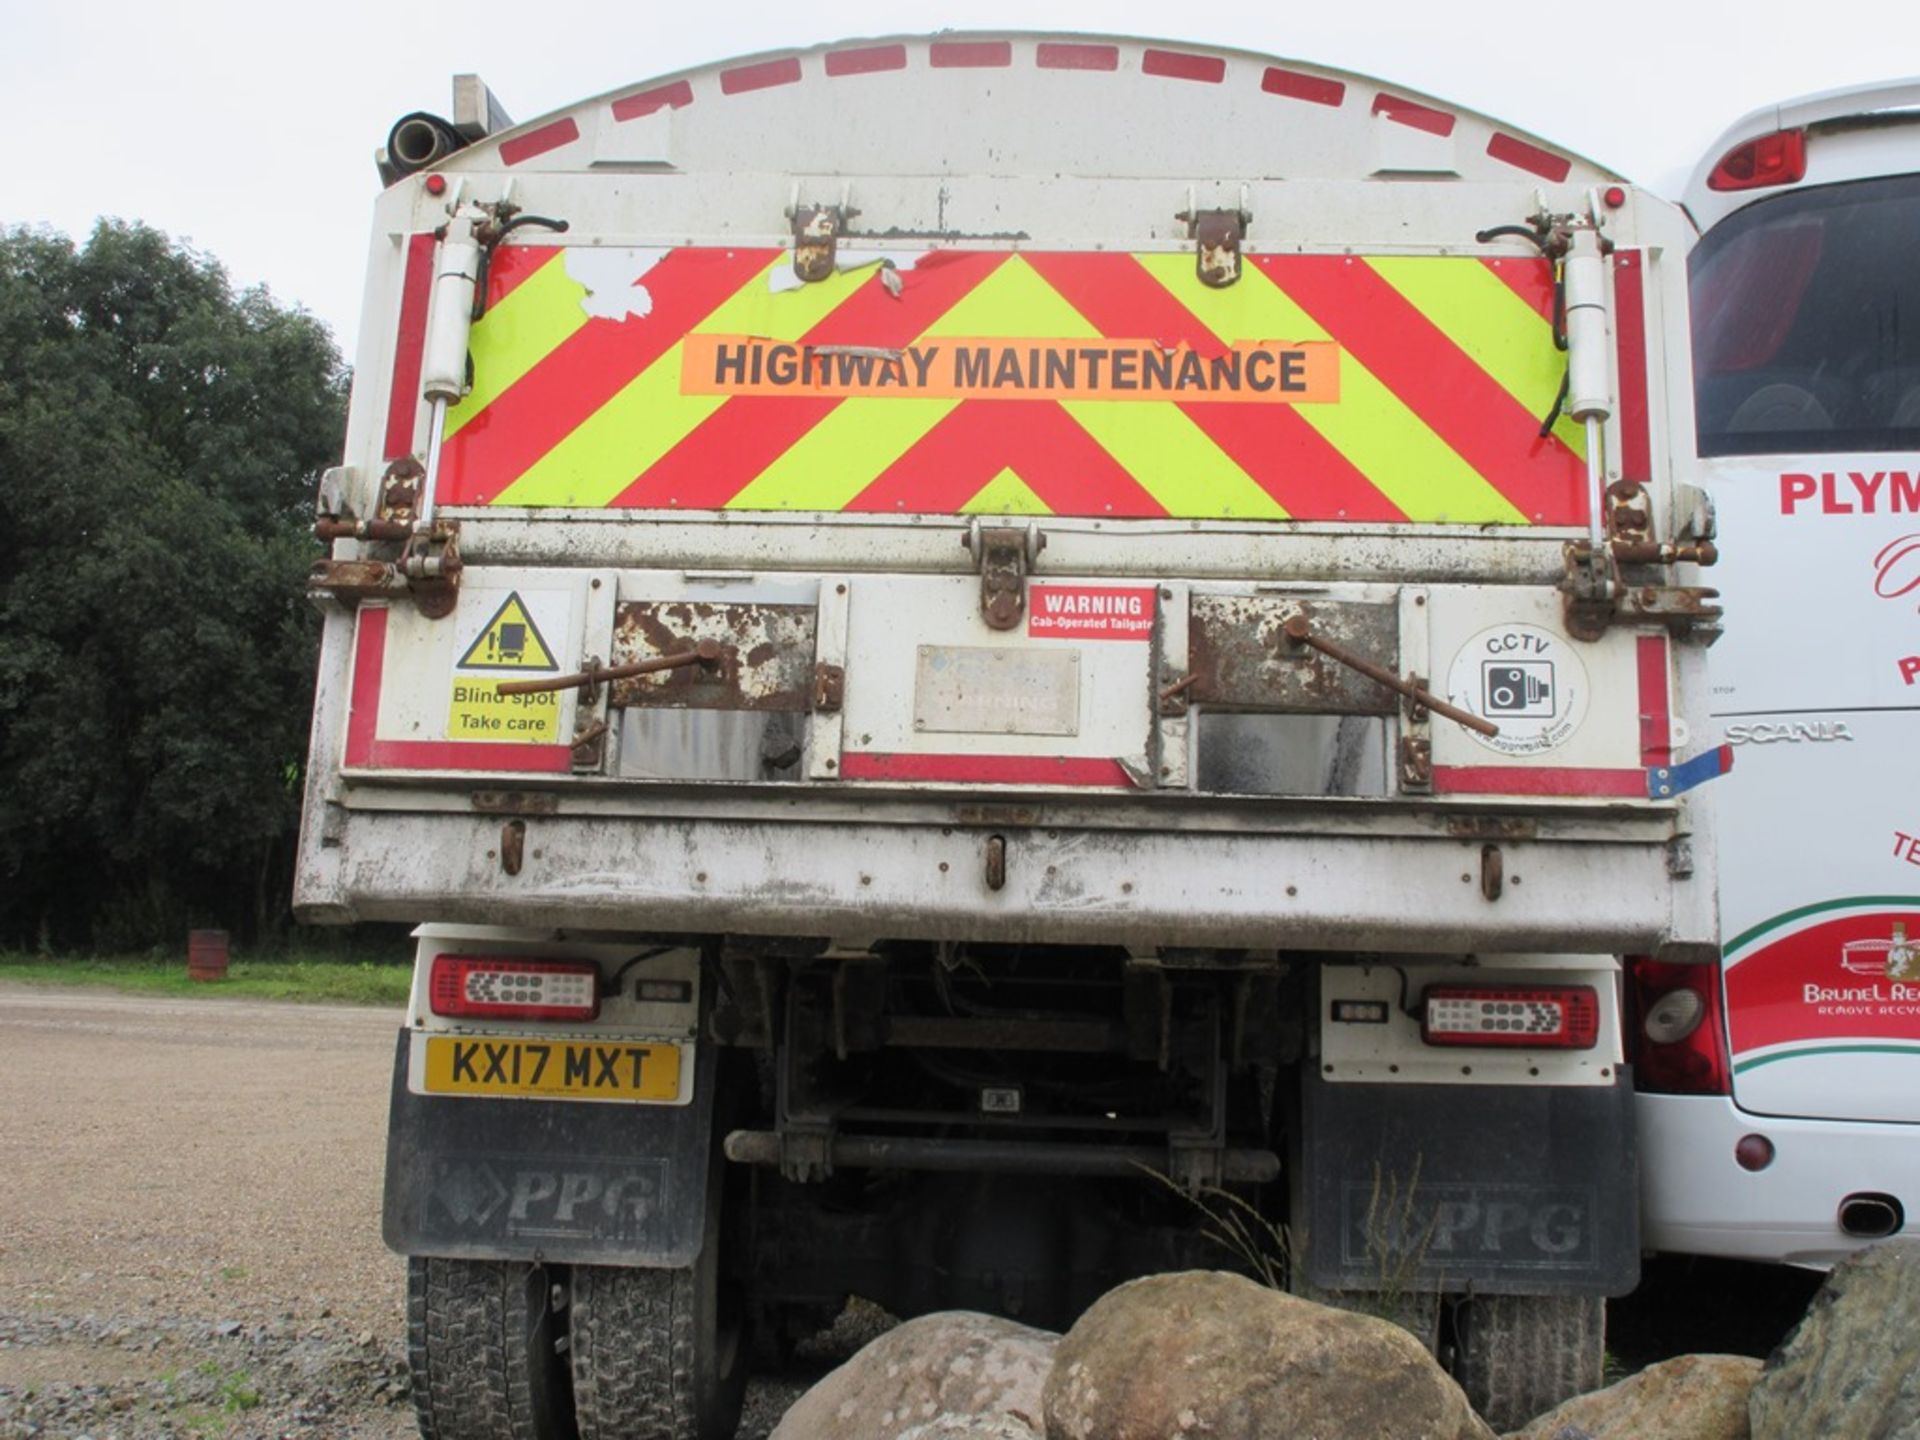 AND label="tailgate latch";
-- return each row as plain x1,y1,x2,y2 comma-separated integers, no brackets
966,520,1045,631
